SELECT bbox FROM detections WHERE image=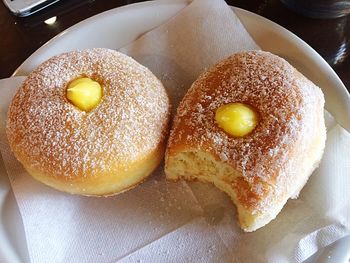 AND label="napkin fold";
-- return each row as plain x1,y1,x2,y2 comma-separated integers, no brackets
120,0,258,110
0,0,350,262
